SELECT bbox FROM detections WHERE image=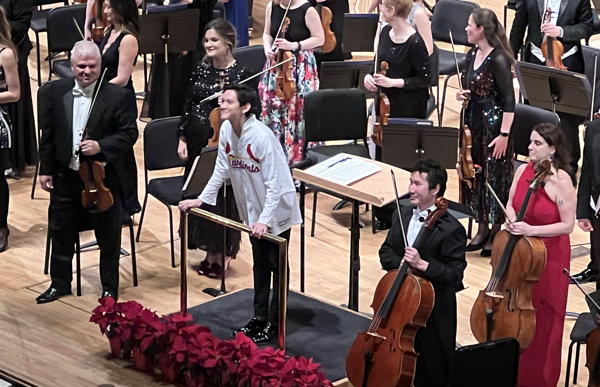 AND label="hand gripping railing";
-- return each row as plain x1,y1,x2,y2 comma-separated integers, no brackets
180,208,289,349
